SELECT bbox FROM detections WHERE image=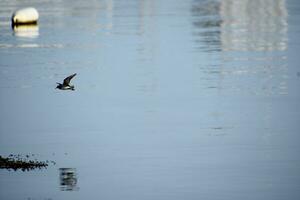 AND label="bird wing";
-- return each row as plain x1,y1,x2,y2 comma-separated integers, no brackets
63,73,76,86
